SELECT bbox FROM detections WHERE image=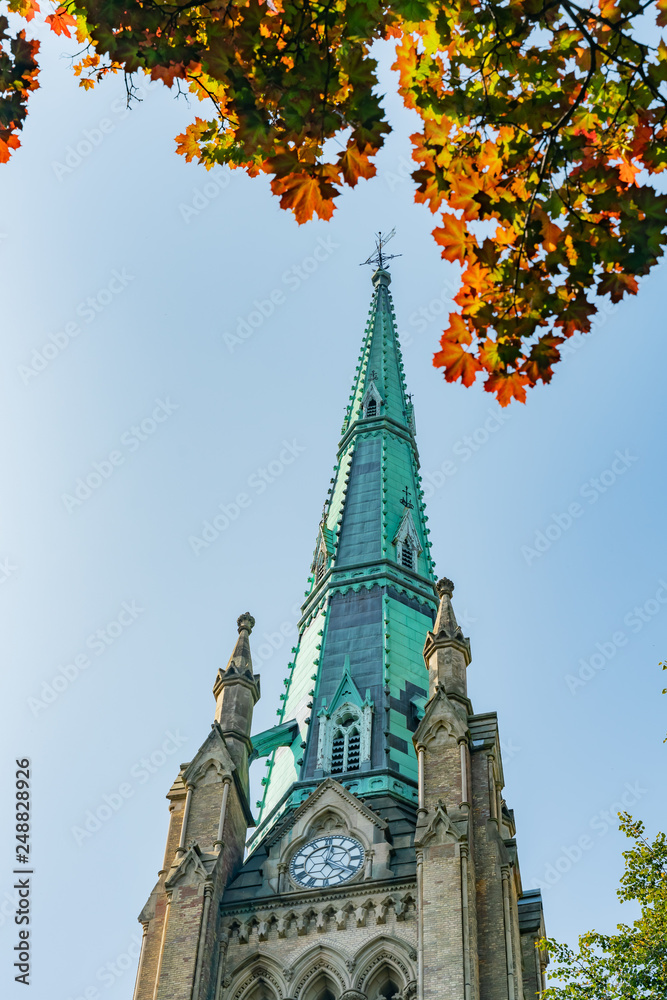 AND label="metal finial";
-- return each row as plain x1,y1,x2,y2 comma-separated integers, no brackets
400,486,414,509
360,229,402,270
237,613,255,633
